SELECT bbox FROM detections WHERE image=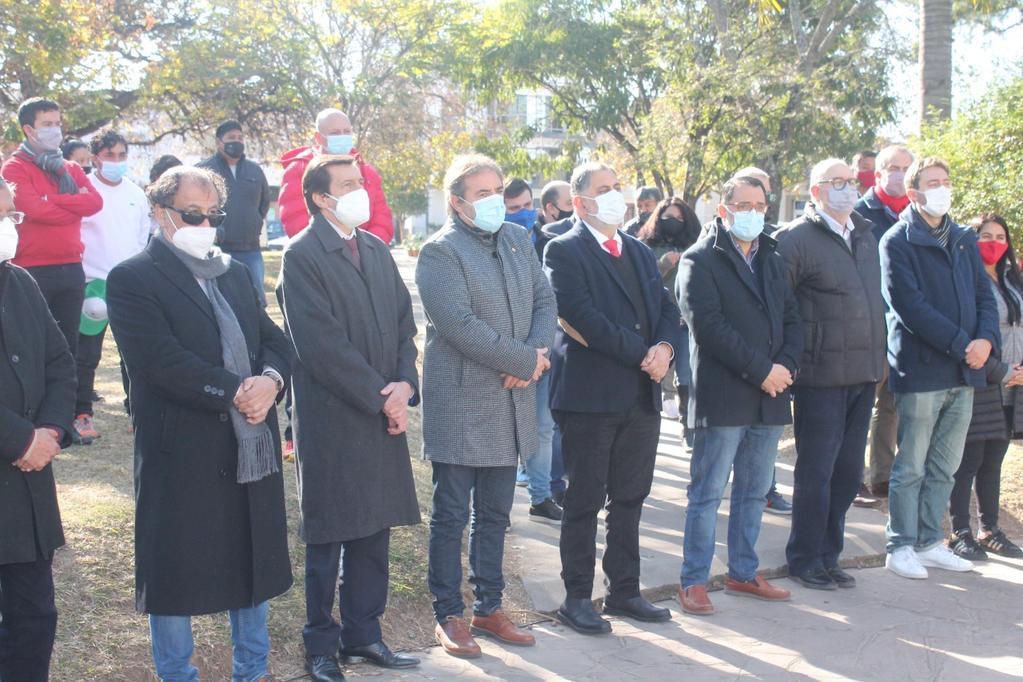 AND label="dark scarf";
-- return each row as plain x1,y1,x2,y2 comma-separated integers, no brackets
17,142,78,195
155,232,278,484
